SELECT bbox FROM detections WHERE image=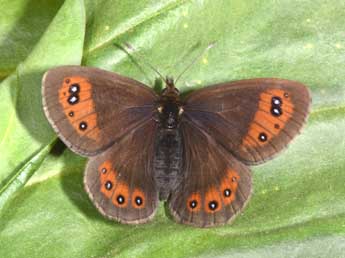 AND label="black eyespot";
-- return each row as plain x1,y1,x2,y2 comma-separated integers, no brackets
117,195,125,204
101,167,107,174
69,83,80,93
274,123,280,129
223,189,232,197
79,122,87,130
68,111,74,117
271,106,282,117
65,78,70,84
189,200,198,209
271,96,282,106
208,201,218,211
258,132,268,142
105,181,112,190
67,94,79,105
135,196,143,206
